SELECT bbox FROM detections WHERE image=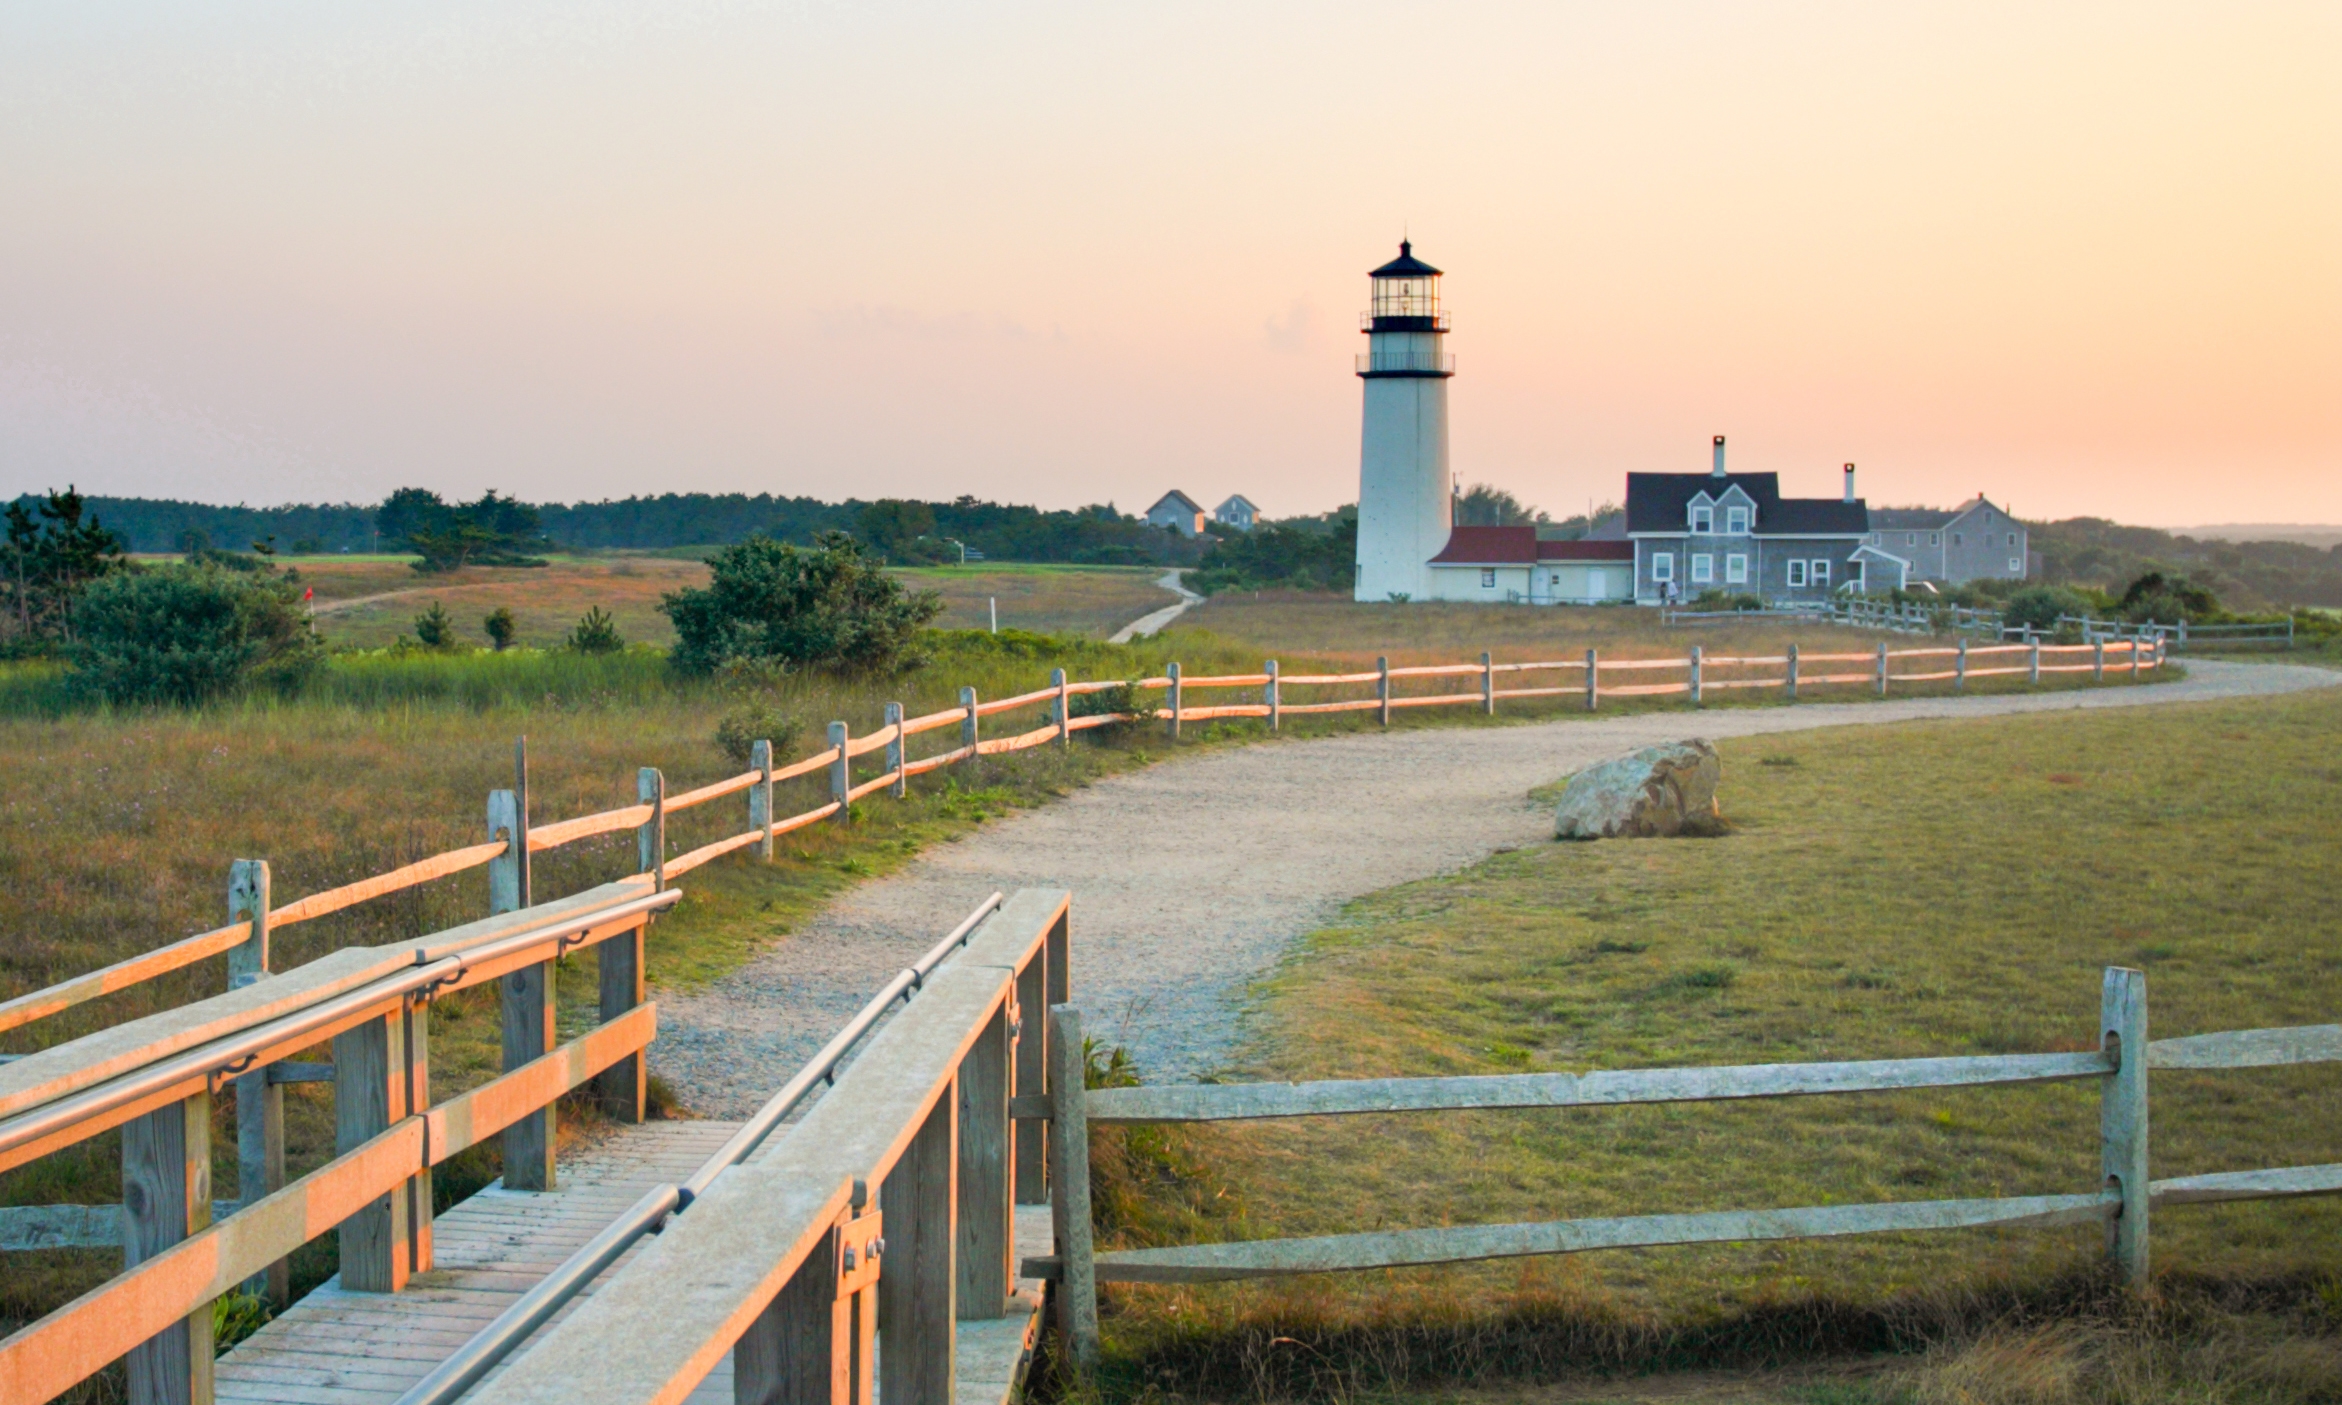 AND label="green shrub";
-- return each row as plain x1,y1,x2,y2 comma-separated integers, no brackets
1068,681,1139,735
567,606,624,654
2003,585,2095,633
484,606,517,651
413,601,457,649
1689,589,1763,611
2119,570,2221,624
661,532,944,676
69,563,324,705
714,704,805,769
